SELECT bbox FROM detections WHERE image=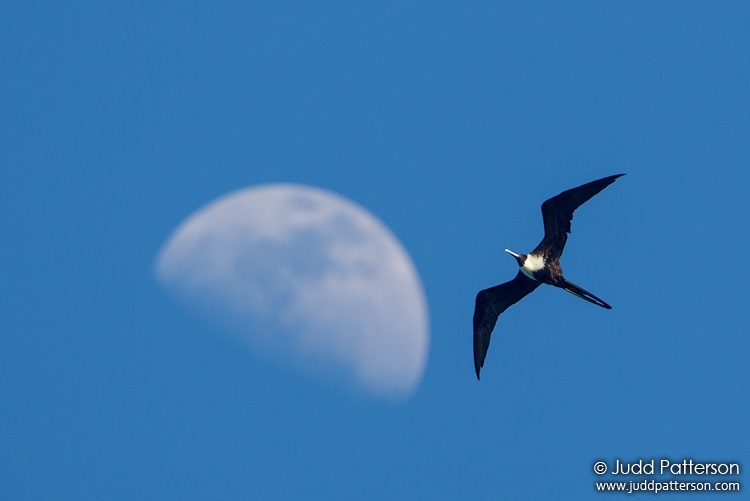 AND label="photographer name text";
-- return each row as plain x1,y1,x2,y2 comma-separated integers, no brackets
594,459,739,476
